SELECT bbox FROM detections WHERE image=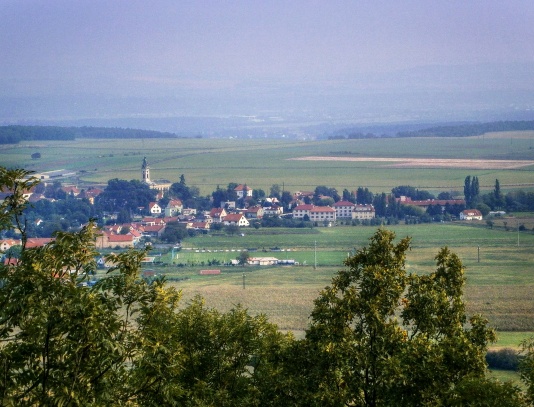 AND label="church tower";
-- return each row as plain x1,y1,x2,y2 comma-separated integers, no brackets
142,156,150,184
